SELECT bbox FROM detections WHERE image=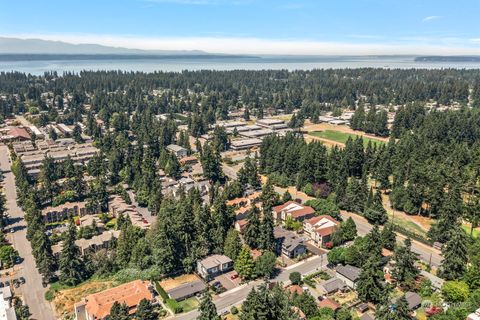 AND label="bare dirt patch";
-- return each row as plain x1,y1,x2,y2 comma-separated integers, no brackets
160,274,201,292
53,280,114,316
